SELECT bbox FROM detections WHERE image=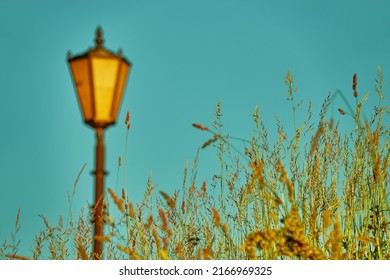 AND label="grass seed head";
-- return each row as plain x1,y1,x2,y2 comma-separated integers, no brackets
192,123,210,131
